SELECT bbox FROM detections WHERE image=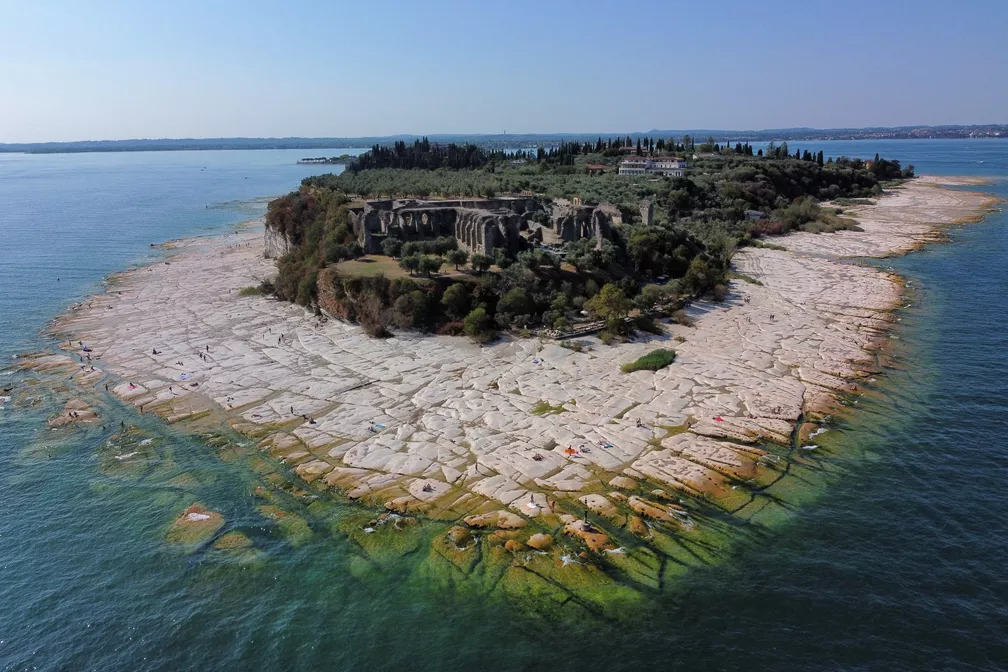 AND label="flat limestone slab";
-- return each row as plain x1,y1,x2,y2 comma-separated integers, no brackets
49,179,993,524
